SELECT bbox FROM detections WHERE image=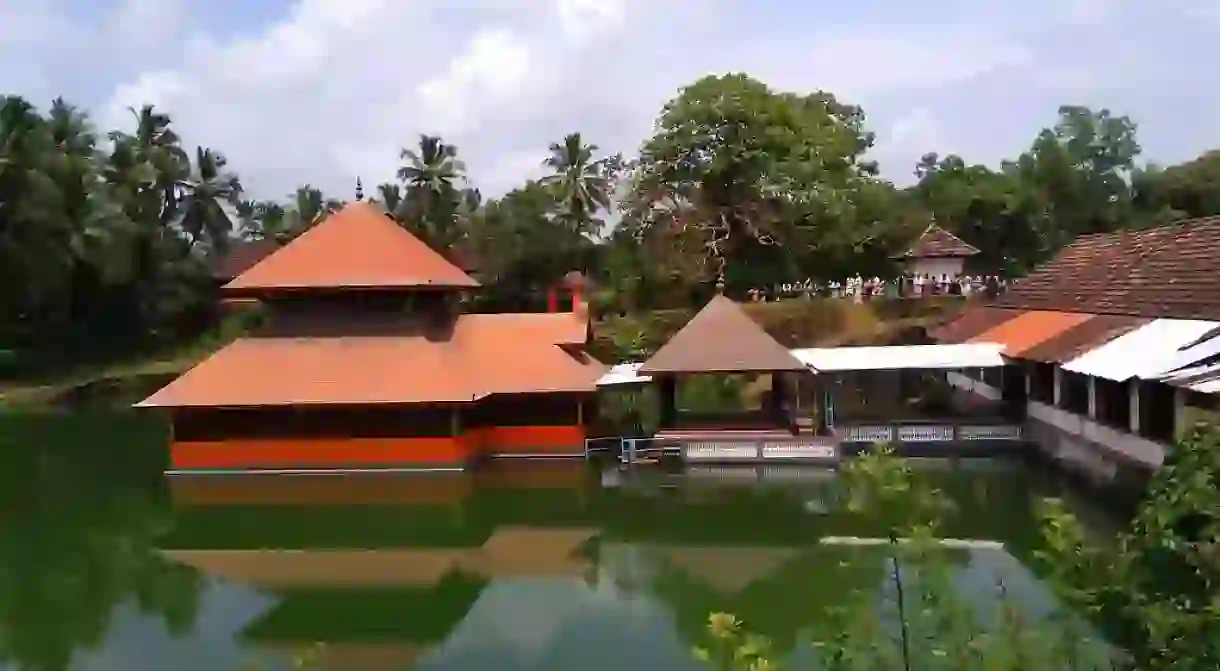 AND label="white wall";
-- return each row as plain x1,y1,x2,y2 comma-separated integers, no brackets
906,257,965,278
